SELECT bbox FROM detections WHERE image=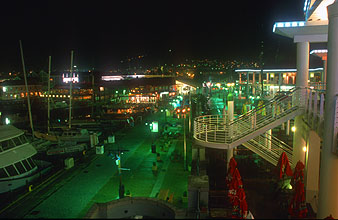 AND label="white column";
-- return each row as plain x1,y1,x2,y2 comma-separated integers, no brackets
252,72,255,95
323,60,327,90
306,130,321,213
246,73,250,98
266,73,269,83
318,2,338,218
227,100,234,160
296,42,310,88
266,129,272,151
292,41,309,168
